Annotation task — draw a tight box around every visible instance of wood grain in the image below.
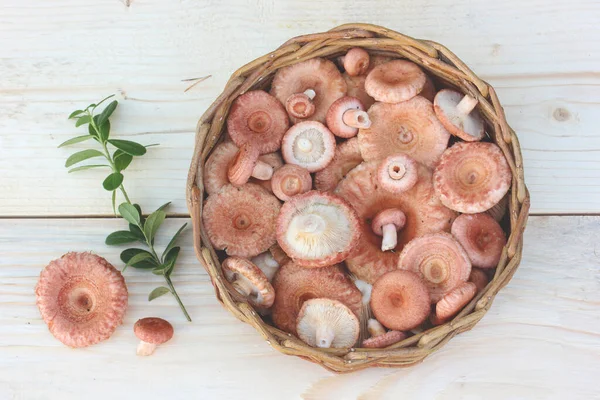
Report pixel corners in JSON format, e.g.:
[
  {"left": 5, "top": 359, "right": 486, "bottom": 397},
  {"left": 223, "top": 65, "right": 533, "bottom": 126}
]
[
  {"left": 1, "top": 0, "right": 599, "bottom": 216},
  {"left": 0, "top": 216, "right": 598, "bottom": 399}
]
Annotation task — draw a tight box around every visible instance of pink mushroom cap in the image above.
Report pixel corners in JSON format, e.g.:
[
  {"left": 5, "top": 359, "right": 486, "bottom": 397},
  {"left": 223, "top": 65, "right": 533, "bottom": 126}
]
[
  {"left": 343, "top": 47, "right": 370, "bottom": 76},
  {"left": 435, "top": 282, "right": 478, "bottom": 322},
  {"left": 281, "top": 121, "right": 336, "bottom": 173},
  {"left": 377, "top": 154, "right": 419, "bottom": 194},
  {"left": 362, "top": 330, "right": 407, "bottom": 348},
  {"left": 451, "top": 213, "right": 507, "bottom": 269},
  {"left": 365, "top": 60, "right": 426, "bottom": 103},
  {"left": 270, "top": 164, "right": 313, "bottom": 201},
  {"left": 326, "top": 96, "right": 370, "bottom": 138}
]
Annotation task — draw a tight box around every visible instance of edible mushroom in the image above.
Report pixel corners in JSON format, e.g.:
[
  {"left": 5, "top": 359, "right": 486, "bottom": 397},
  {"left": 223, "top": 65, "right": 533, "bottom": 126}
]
[
  {"left": 469, "top": 268, "right": 490, "bottom": 293},
  {"left": 434, "top": 89, "right": 484, "bottom": 142},
  {"left": 419, "top": 75, "right": 436, "bottom": 102},
  {"left": 281, "top": 121, "right": 336, "bottom": 172},
  {"left": 435, "top": 282, "right": 478, "bottom": 322},
  {"left": 227, "top": 144, "right": 274, "bottom": 186},
  {"left": 285, "top": 91, "right": 316, "bottom": 119},
  {"left": 362, "top": 319, "right": 407, "bottom": 348},
  {"left": 344, "top": 55, "right": 392, "bottom": 110},
  {"left": 222, "top": 257, "right": 275, "bottom": 308},
  {"left": 343, "top": 47, "right": 370, "bottom": 76},
  {"left": 270, "top": 164, "right": 312, "bottom": 201},
  {"left": 250, "top": 251, "right": 281, "bottom": 282},
  {"left": 326, "top": 96, "right": 371, "bottom": 138},
  {"left": 371, "top": 208, "right": 407, "bottom": 252},
  {"left": 314, "top": 137, "right": 363, "bottom": 191},
  {"left": 365, "top": 60, "right": 426, "bottom": 103},
  {"left": 296, "top": 298, "right": 360, "bottom": 348},
  {"left": 134, "top": 317, "right": 174, "bottom": 356},
  {"left": 451, "top": 213, "right": 507, "bottom": 269},
  {"left": 377, "top": 154, "right": 418, "bottom": 194}
]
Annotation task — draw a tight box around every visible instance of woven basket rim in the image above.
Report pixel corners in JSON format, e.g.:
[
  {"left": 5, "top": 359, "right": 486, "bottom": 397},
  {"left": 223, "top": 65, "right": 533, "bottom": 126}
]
[{"left": 186, "top": 23, "right": 530, "bottom": 373}]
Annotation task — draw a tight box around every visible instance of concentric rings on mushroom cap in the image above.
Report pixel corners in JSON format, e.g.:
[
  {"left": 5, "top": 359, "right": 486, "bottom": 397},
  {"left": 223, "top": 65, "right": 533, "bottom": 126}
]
[
  {"left": 203, "top": 183, "right": 281, "bottom": 258},
  {"left": 334, "top": 160, "right": 457, "bottom": 284},
  {"left": 433, "top": 142, "right": 512, "bottom": 213},
  {"left": 35, "top": 252, "right": 128, "bottom": 348},
  {"left": 358, "top": 96, "right": 450, "bottom": 168},
  {"left": 343, "top": 55, "right": 392, "bottom": 110}
]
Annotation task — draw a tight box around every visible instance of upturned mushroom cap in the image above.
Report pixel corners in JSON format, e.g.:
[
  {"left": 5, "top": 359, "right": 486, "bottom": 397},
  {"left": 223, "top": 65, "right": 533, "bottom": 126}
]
[
  {"left": 370, "top": 270, "right": 431, "bottom": 331},
  {"left": 270, "top": 164, "right": 312, "bottom": 201},
  {"left": 398, "top": 232, "right": 472, "bottom": 303},
  {"left": 358, "top": 96, "right": 450, "bottom": 168},
  {"left": 362, "top": 330, "right": 407, "bottom": 348},
  {"left": 276, "top": 191, "right": 361, "bottom": 268},
  {"left": 271, "top": 58, "right": 347, "bottom": 124},
  {"left": 35, "top": 252, "right": 128, "bottom": 348},
  {"left": 435, "top": 282, "right": 478, "bottom": 321},
  {"left": 222, "top": 257, "right": 275, "bottom": 308},
  {"left": 134, "top": 317, "right": 174, "bottom": 345},
  {"left": 335, "top": 160, "right": 457, "bottom": 283},
  {"left": 469, "top": 268, "right": 489, "bottom": 293},
  {"left": 343, "top": 47, "right": 370, "bottom": 76},
  {"left": 434, "top": 89, "right": 484, "bottom": 142},
  {"left": 326, "top": 96, "right": 370, "bottom": 138},
  {"left": 451, "top": 213, "right": 507, "bottom": 269},
  {"left": 296, "top": 298, "right": 360, "bottom": 348},
  {"left": 371, "top": 208, "right": 406, "bottom": 235},
  {"left": 227, "top": 90, "right": 290, "bottom": 154},
  {"left": 433, "top": 142, "right": 512, "bottom": 213},
  {"left": 419, "top": 75, "right": 436, "bottom": 102},
  {"left": 281, "top": 121, "right": 336, "bottom": 172},
  {"left": 344, "top": 55, "right": 392, "bottom": 110},
  {"left": 271, "top": 262, "right": 363, "bottom": 335},
  {"left": 250, "top": 251, "right": 280, "bottom": 282},
  {"left": 365, "top": 60, "right": 426, "bottom": 103},
  {"left": 203, "top": 183, "right": 281, "bottom": 257},
  {"left": 227, "top": 144, "right": 274, "bottom": 186},
  {"left": 285, "top": 93, "right": 316, "bottom": 119},
  {"left": 314, "top": 137, "right": 363, "bottom": 192},
  {"left": 377, "top": 154, "right": 419, "bottom": 194}
]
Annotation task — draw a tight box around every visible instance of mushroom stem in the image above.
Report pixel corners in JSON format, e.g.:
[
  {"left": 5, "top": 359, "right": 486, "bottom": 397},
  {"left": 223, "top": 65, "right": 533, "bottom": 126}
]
[
  {"left": 381, "top": 224, "right": 399, "bottom": 251},
  {"left": 315, "top": 324, "right": 335, "bottom": 348},
  {"left": 367, "top": 319, "right": 386, "bottom": 338},
  {"left": 456, "top": 95, "right": 478, "bottom": 115},
  {"left": 303, "top": 89, "right": 316, "bottom": 100},
  {"left": 137, "top": 340, "right": 158, "bottom": 356},
  {"left": 342, "top": 109, "right": 371, "bottom": 129},
  {"left": 251, "top": 160, "right": 274, "bottom": 180},
  {"left": 232, "top": 278, "right": 254, "bottom": 297},
  {"left": 297, "top": 137, "right": 313, "bottom": 153}
]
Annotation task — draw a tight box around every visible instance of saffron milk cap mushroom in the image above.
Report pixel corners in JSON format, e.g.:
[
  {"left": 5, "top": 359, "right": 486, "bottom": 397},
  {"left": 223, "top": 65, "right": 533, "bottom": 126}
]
[
  {"left": 314, "top": 137, "right": 363, "bottom": 191},
  {"left": 250, "top": 251, "right": 281, "bottom": 282},
  {"left": 227, "top": 144, "right": 274, "bottom": 186},
  {"left": 362, "top": 318, "right": 407, "bottom": 348},
  {"left": 134, "top": 317, "right": 174, "bottom": 356},
  {"left": 365, "top": 60, "right": 426, "bottom": 103},
  {"left": 281, "top": 121, "right": 336, "bottom": 172},
  {"left": 344, "top": 55, "right": 392, "bottom": 110},
  {"left": 326, "top": 96, "right": 371, "bottom": 138},
  {"left": 435, "top": 282, "right": 478, "bottom": 322},
  {"left": 222, "top": 257, "right": 275, "bottom": 308},
  {"left": 434, "top": 89, "right": 484, "bottom": 142},
  {"left": 270, "top": 164, "right": 312, "bottom": 201},
  {"left": 285, "top": 92, "right": 316, "bottom": 119},
  {"left": 343, "top": 47, "right": 370, "bottom": 76},
  {"left": 296, "top": 298, "right": 360, "bottom": 348},
  {"left": 371, "top": 208, "right": 406, "bottom": 252},
  {"left": 377, "top": 154, "right": 418, "bottom": 194},
  {"left": 451, "top": 213, "right": 507, "bottom": 269}
]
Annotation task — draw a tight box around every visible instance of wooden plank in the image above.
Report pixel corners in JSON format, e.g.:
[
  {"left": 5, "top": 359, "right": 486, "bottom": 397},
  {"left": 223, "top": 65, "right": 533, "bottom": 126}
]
[{"left": 0, "top": 216, "right": 598, "bottom": 399}]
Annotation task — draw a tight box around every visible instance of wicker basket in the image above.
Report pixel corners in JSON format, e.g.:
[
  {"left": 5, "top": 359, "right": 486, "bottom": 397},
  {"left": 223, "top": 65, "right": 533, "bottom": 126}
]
[{"left": 186, "top": 23, "right": 530, "bottom": 373}]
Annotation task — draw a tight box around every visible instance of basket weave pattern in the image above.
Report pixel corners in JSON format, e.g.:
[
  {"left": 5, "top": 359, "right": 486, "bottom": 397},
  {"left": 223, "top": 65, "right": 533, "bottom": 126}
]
[{"left": 186, "top": 23, "right": 530, "bottom": 373}]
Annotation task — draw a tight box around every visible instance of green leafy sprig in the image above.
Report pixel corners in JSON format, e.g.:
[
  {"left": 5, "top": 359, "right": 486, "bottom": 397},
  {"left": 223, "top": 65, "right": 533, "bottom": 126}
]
[{"left": 60, "top": 95, "right": 191, "bottom": 321}]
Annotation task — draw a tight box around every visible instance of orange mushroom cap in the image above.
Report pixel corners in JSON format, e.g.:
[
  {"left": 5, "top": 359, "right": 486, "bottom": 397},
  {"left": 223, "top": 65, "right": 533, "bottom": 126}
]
[
  {"left": 398, "top": 232, "right": 472, "bottom": 303},
  {"left": 362, "top": 330, "right": 407, "bottom": 348},
  {"left": 35, "top": 252, "right": 128, "bottom": 348},
  {"left": 344, "top": 55, "right": 392, "bottom": 110},
  {"left": 285, "top": 93, "right": 316, "bottom": 119},
  {"left": 435, "top": 282, "right": 478, "bottom": 322},
  {"left": 434, "top": 89, "right": 484, "bottom": 142},
  {"left": 203, "top": 183, "right": 281, "bottom": 257},
  {"left": 227, "top": 144, "right": 274, "bottom": 186},
  {"left": 433, "top": 142, "right": 512, "bottom": 213},
  {"left": 271, "top": 58, "right": 347, "bottom": 124},
  {"left": 134, "top": 317, "right": 173, "bottom": 345},
  {"left": 377, "top": 154, "right": 419, "bottom": 194},
  {"left": 270, "top": 164, "right": 312, "bottom": 201},
  {"left": 343, "top": 47, "right": 370, "bottom": 76},
  {"left": 227, "top": 90, "right": 289, "bottom": 154},
  {"left": 222, "top": 257, "right": 275, "bottom": 308},
  {"left": 370, "top": 270, "right": 431, "bottom": 331},
  {"left": 469, "top": 268, "right": 490, "bottom": 293},
  {"left": 314, "top": 137, "right": 363, "bottom": 192},
  {"left": 281, "top": 121, "right": 336, "bottom": 173},
  {"left": 357, "top": 96, "right": 450, "bottom": 168},
  {"left": 451, "top": 213, "right": 507, "bottom": 269},
  {"left": 365, "top": 60, "right": 426, "bottom": 103},
  {"left": 326, "top": 96, "right": 370, "bottom": 138}
]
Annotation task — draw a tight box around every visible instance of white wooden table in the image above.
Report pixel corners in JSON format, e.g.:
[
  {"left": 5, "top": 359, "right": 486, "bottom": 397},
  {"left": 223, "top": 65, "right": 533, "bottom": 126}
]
[{"left": 1, "top": 1, "right": 599, "bottom": 399}]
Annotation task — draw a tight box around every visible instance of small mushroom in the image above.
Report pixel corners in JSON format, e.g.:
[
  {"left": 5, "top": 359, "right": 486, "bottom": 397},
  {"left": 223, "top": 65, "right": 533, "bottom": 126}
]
[
  {"left": 398, "top": 232, "right": 472, "bottom": 303},
  {"left": 377, "top": 154, "right": 418, "bottom": 194},
  {"left": 270, "top": 164, "right": 312, "bottom": 201},
  {"left": 227, "top": 144, "right": 274, "bottom": 186},
  {"left": 250, "top": 251, "right": 280, "bottom": 282},
  {"left": 285, "top": 91, "right": 316, "bottom": 119},
  {"left": 296, "top": 298, "right": 360, "bottom": 348},
  {"left": 281, "top": 121, "right": 336, "bottom": 172},
  {"left": 370, "top": 270, "right": 431, "bottom": 331},
  {"left": 435, "top": 282, "right": 478, "bottom": 322},
  {"left": 343, "top": 47, "right": 370, "bottom": 76},
  {"left": 357, "top": 96, "right": 450, "bottom": 168},
  {"left": 434, "top": 89, "right": 484, "bottom": 142},
  {"left": 419, "top": 75, "right": 436, "bottom": 102},
  {"left": 433, "top": 142, "right": 512, "bottom": 213},
  {"left": 469, "top": 268, "right": 489, "bottom": 293},
  {"left": 271, "top": 262, "right": 363, "bottom": 335},
  {"left": 276, "top": 191, "right": 361, "bottom": 268},
  {"left": 271, "top": 58, "right": 347, "bottom": 123},
  {"left": 134, "top": 317, "right": 174, "bottom": 356},
  {"left": 371, "top": 208, "right": 406, "bottom": 252},
  {"left": 222, "top": 257, "right": 275, "bottom": 308},
  {"left": 326, "top": 96, "right": 371, "bottom": 138},
  {"left": 203, "top": 183, "right": 281, "bottom": 258},
  {"left": 362, "top": 319, "right": 407, "bottom": 348},
  {"left": 451, "top": 213, "right": 507, "bottom": 269},
  {"left": 314, "top": 137, "right": 363, "bottom": 191},
  {"left": 227, "top": 90, "right": 289, "bottom": 154},
  {"left": 365, "top": 60, "right": 426, "bottom": 103},
  {"left": 35, "top": 252, "right": 128, "bottom": 348},
  {"left": 344, "top": 55, "right": 392, "bottom": 110}
]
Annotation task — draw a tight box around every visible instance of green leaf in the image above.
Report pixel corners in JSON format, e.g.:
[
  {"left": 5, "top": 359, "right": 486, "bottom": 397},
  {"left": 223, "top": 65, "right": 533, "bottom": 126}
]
[
  {"left": 58, "top": 135, "right": 92, "bottom": 148},
  {"left": 120, "top": 248, "right": 157, "bottom": 269},
  {"left": 98, "top": 119, "right": 110, "bottom": 142},
  {"left": 148, "top": 286, "right": 171, "bottom": 301},
  {"left": 114, "top": 149, "right": 133, "bottom": 172},
  {"left": 133, "top": 204, "right": 145, "bottom": 225},
  {"left": 143, "top": 210, "right": 166, "bottom": 243},
  {"left": 107, "top": 139, "right": 147, "bottom": 156},
  {"left": 68, "top": 164, "right": 109, "bottom": 173},
  {"left": 96, "top": 100, "right": 118, "bottom": 127},
  {"left": 126, "top": 252, "right": 154, "bottom": 267},
  {"left": 162, "top": 223, "right": 187, "bottom": 262},
  {"left": 105, "top": 230, "right": 140, "bottom": 245},
  {"left": 75, "top": 115, "right": 91, "bottom": 127},
  {"left": 88, "top": 123, "right": 99, "bottom": 139},
  {"left": 102, "top": 172, "right": 124, "bottom": 191},
  {"left": 111, "top": 190, "right": 117, "bottom": 215},
  {"left": 163, "top": 246, "right": 180, "bottom": 277},
  {"left": 129, "top": 223, "right": 146, "bottom": 241},
  {"left": 65, "top": 149, "right": 105, "bottom": 168},
  {"left": 68, "top": 110, "right": 84, "bottom": 119},
  {"left": 156, "top": 202, "right": 172, "bottom": 212},
  {"left": 118, "top": 203, "right": 140, "bottom": 225}
]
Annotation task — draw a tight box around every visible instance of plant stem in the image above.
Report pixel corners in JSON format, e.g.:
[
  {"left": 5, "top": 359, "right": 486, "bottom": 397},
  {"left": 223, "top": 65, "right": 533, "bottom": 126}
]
[{"left": 166, "top": 276, "right": 191, "bottom": 321}]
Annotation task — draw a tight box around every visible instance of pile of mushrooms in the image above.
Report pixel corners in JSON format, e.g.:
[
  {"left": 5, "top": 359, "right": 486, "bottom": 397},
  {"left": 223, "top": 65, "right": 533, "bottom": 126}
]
[{"left": 201, "top": 48, "right": 512, "bottom": 349}]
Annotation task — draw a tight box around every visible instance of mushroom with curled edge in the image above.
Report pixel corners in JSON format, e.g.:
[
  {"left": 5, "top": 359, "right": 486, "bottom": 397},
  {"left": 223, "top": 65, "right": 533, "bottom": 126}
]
[
  {"left": 134, "top": 317, "right": 174, "bottom": 356},
  {"left": 222, "top": 257, "right": 275, "bottom": 308},
  {"left": 35, "top": 252, "right": 128, "bottom": 348},
  {"left": 362, "top": 318, "right": 407, "bottom": 348},
  {"left": 276, "top": 191, "right": 361, "bottom": 268},
  {"left": 433, "top": 142, "right": 512, "bottom": 213},
  {"left": 270, "top": 164, "right": 312, "bottom": 202},
  {"left": 398, "top": 232, "right": 471, "bottom": 303},
  {"left": 281, "top": 121, "right": 336, "bottom": 173},
  {"left": 433, "top": 282, "right": 478, "bottom": 324},
  {"left": 451, "top": 213, "right": 507, "bottom": 269},
  {"left": 285, "top": 91, "right": 316, "bottom": 119},
  {"left": 343, "top": 47, "right": 370, "bottom": 77},
  {"left": 314, "top": 137, "right": 363, "bottom": 192},
  {"left": 365, "top": 60, "right": 426, "bottom": 103},
  {"left": 250, "top": 251, "right": 280, "bottom": 282},
  {"left": 434, "top": 89, "right": 484, "bottom": 142},
  {"left": 227, "top": 143, "right": 275, "bottom": 186},
  {"left": 344, "top": 55, "right": 392, "bottom": 110},
  {"left": 377, "top": 154, "right": 418, "bottom": 194},
  {"left": 271, "top": 58, "right": 347, "bottom": 124},
  {"left": 370, "top": 270, "right": 431, "bottom": 331},
  {"left": 296, "top": 298, "right": 360, "bottom": 348},
  {"left": 371, "top": 208, "right": 406, "bottom": 252},
  {"left": 203, "top": 183, "right": 281, "bottom": 258},
  {"left": 326, "top": 96, "right": 371, "bottom": 139},
  {"left": 226, "top": 90, "right": 289, "bottom": 154}
]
